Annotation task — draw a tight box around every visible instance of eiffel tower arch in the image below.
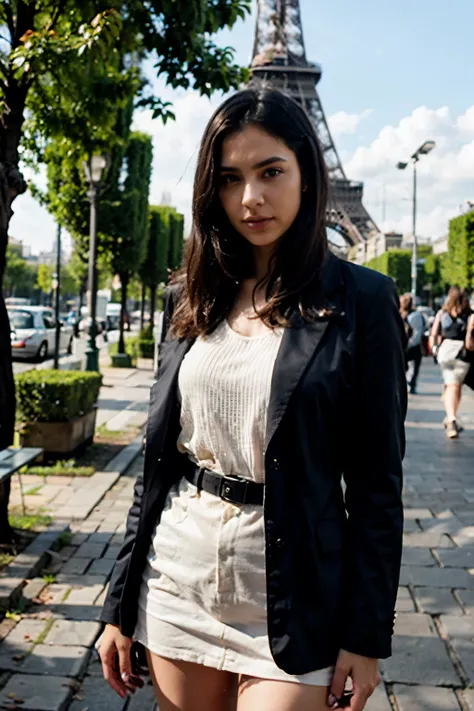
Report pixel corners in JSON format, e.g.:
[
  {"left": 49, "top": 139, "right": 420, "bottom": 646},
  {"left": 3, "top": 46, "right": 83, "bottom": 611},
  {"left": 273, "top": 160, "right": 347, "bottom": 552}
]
[{"left": 249, "top": 0, "right": 379, "bottom": 253}]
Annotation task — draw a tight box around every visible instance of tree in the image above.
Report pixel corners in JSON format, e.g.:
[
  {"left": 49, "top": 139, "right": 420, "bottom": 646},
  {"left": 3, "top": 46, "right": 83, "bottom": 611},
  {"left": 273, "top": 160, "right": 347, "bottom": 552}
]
[
  {"left": 0, "top": 0, "right": 249, "bottom": 542},
  {"left": 168, "top": 209, "right": 185, "bottom": 272},
  {"left": 36, "top": 263, "right": 53, "bottom": 296},
  {"left": 365, "top": 250, "right": 412, "bottom": 295},
  {"left": 2, "top": 245, "right": 34, "bottom": 297},
  {"left": 140, "top": 205, "right": 171, "bottom": 328},
  {"left": 107, "top": 131, "right": 153, "bottom": 356},
  {"left": 442, "top": 211, "right": 474, "bottom": 290}
]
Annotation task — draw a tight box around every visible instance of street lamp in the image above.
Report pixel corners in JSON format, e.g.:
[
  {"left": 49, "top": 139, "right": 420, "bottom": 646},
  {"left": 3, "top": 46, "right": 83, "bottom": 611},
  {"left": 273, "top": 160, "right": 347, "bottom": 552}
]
[
  {"left": 397, "top": 140, "right": 436, "bottom": 299},
  {"left": 83, "top": 155, "right": 108, "bottom": 372}
]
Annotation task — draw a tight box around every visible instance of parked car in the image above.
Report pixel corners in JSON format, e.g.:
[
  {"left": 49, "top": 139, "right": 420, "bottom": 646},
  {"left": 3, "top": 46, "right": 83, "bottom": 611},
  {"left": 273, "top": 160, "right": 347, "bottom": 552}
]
[{"left": 8, "top": 306, "right": 74, "bottom": 361}]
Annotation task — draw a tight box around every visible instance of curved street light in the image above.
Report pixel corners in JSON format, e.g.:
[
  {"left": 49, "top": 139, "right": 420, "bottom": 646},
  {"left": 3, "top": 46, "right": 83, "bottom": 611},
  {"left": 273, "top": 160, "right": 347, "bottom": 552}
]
[{"left": 397, "top": 141, "right": 436, "bottom": 299}]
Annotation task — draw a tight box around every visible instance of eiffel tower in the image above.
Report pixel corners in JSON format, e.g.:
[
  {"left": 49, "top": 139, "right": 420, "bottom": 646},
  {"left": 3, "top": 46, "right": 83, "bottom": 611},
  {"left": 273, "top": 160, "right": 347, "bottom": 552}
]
[{"left": 250, "top": 0, "right": 379, "bottom": 250}]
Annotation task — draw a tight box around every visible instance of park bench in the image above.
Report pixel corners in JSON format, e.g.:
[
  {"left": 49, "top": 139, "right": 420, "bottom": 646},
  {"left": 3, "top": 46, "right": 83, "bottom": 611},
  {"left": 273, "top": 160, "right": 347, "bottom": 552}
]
[{"left": 0, "top": 447, "right": 44, "bottom": 514}]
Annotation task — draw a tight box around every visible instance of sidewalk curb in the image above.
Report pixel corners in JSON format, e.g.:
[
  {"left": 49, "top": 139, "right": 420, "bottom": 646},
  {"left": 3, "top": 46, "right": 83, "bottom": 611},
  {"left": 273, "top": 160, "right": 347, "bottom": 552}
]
[
  {"left": 52, "top": 433, "right": 143, "bottom": 522},
  {"left": 0, "top": 521, "right": 70, "bottom": 612},
  {"left": 0, "top": 433, "right": 143, "bottom": 615}
]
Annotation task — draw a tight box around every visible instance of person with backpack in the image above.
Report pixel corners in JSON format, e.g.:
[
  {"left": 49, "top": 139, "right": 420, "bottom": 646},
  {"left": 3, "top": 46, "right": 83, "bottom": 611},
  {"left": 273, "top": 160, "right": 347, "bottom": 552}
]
[{"left": 429, "top": 287, "right": 474, "bottom": 439}]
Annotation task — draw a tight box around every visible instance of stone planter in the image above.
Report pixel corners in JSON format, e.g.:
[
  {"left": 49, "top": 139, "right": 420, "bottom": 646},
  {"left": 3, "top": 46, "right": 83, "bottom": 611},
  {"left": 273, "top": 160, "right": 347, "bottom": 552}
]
[
  {"left": 19, "top": 407, "right": 97, "bottom": 457},
  {"left": 111, "top": 353, "right": 132, "bottom": 368}
]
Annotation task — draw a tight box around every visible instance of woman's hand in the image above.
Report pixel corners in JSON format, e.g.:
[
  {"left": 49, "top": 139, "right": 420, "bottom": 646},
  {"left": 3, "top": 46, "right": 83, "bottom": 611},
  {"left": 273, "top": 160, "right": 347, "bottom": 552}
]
[
  {"left": 328, "top": 649, "right": 381, "bottom": 710},
  {"left": 97, "top": 624, "right": 144, "bottom": 699}
]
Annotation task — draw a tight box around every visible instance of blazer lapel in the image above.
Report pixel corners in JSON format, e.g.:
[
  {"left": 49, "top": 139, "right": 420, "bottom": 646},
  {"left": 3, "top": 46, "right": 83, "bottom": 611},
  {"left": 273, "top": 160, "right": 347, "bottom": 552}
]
[
  {"left": 265, "top": 252, "right": 344, "bottom": 451},
  {"left": 265, "top": 315, "right": 330, "bottom": 450},
  {"left": 144, "top": 337, "right": 194, "bottom": 473}
]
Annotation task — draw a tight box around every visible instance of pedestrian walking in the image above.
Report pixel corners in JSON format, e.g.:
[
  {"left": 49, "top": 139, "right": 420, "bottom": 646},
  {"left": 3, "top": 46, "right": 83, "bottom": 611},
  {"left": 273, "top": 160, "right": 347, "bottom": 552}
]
[
  {"left": 399, "top": 294, "right": 425, "bottom": 394},
  {"left": 97, "top": 87, "right": 407, "bottom": 711},
  {"left": 429, "top": 286, "right": 474, "bottom": 439}
]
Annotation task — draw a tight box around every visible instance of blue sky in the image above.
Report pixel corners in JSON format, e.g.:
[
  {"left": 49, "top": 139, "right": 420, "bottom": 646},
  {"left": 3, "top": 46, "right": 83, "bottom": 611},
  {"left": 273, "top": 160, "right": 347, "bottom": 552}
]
[{"left": 11, "top": 0, "right": 474, "bottom": 254}]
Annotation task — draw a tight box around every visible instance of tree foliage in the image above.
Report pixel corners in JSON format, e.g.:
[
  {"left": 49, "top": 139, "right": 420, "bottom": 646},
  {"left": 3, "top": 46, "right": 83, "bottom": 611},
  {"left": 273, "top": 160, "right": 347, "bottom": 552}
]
[
  {"left": 442, "top": 211, "right": 474, "bottom": 290},
  {"left": 2, "top": 245, "right": 35, "bottom": 297},
  {"left": 365, "top": 250, "right": 412, "bottom": 295}
]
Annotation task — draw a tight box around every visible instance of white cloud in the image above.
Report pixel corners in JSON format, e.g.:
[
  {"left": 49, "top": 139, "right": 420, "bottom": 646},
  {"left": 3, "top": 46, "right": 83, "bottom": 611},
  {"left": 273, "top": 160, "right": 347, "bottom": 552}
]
[
  {"left": 344, "top": 104, "right": 474, "bottom": 238},
  {"left": 457, "top": 106, "right": 474, "bottom": 134},
  {"left": 327, "top": 109, "right": 373, "bottom": 137},
  {"left": 10, "top": 92, "right": 474, "bottom": 255},
  {"left": 132, "top": 91, "right": 224, "bottom": 231}
]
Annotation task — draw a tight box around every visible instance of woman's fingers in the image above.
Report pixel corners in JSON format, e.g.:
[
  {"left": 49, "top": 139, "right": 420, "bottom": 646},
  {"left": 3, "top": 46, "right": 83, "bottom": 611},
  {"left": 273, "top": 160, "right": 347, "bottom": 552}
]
[
  {"left": 100, "top": 646, "right": 128, "bottom": 699},
  {"left": 329, "top": 661, "right": 350, "bottom": 708}
]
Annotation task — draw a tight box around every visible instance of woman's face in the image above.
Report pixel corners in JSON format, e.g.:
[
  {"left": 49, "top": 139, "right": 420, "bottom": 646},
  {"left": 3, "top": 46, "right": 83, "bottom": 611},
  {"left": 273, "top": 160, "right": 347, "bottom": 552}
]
[{"left": 218, "top": 124, "right": 302, "bottom": 250}]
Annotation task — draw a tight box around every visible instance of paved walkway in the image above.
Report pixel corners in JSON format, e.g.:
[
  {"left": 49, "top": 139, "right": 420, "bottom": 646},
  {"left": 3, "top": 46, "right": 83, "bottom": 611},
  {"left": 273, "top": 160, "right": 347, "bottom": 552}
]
[{"left": 1, "top": 360, "right": 474, "bottom": 709}]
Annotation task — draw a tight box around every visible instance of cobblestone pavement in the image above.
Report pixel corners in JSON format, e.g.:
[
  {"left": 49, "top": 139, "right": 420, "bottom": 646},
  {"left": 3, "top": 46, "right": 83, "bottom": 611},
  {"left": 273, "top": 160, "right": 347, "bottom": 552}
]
[{"left": 1, "top": 360, "right": 474, "bottom": 710}]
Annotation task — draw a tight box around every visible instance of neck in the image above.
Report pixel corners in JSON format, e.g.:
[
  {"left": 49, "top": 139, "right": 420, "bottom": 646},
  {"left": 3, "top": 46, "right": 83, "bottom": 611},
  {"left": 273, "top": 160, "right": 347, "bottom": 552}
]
[{"left": 253, "top": 244, "right": 274, "bottom": 282}]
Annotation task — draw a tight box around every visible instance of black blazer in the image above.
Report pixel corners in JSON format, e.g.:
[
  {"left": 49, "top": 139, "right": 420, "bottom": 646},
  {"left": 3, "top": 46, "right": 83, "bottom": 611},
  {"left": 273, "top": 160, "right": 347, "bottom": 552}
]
[{"left": 100, "top": 254, "right": 407, "bottom": 675}]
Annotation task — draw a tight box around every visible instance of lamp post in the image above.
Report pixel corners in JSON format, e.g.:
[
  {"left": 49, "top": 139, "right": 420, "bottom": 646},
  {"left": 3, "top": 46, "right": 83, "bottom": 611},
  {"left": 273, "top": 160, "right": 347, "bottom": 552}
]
[
  {"left": 53, "top": 223, "right": 62, "bottom": 369},
  {"left": 83, "top": 155, "right": 107, "bottom": 372},
  {"left": 397, "top": 140, "right": 436, "bottom": 300}
]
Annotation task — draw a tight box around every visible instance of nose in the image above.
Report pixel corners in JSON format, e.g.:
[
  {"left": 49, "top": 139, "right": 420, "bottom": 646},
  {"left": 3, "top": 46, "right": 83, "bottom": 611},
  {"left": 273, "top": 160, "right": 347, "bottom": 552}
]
[{"left": 242, "top": 180, "right": 264, "bottom": 209}]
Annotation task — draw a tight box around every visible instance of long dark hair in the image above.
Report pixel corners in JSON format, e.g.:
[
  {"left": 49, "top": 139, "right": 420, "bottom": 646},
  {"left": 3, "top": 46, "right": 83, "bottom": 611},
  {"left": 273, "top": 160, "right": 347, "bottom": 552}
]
[
  {"left": 171, "top": 86, "right": 329, "bottom": 339},
  {"left": 443, "top": 286, "right": 470, "bottom": 318}
]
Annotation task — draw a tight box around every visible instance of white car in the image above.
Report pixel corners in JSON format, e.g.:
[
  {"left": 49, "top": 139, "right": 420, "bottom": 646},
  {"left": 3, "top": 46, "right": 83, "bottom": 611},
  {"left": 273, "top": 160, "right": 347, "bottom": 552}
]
[{"left": 8, "top": 306, "right": 74, "bottom": 361}]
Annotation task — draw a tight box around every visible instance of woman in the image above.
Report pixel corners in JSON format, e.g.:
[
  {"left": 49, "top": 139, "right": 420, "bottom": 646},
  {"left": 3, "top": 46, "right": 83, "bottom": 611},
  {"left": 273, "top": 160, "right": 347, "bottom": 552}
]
[
  {"left": 98, "top": 88, "right": 407, "bottom": 711},
  {"left": 430, "top": 287, "right": 474, "bottom": 439}
]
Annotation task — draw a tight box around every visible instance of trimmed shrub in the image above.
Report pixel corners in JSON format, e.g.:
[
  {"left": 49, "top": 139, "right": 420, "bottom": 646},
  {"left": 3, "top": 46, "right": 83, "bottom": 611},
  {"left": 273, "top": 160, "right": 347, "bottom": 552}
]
[
  {"left": 15, "top": 370, "right": 102, "bottom": 423},
  {"left": 443, "top": 211, "right": 474, "bottom": 289},
  {"left": 109, "top": 335, "right": 139, "bottom": 365},
  {"left": 138, "top": 339, "right": 155, "bottom": 358}
]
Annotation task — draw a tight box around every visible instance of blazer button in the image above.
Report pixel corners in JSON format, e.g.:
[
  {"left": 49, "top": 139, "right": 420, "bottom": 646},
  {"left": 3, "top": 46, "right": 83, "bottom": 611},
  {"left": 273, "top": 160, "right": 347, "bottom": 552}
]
[{"left": 275, "top": 538, "right": 284, "bottom": 549}]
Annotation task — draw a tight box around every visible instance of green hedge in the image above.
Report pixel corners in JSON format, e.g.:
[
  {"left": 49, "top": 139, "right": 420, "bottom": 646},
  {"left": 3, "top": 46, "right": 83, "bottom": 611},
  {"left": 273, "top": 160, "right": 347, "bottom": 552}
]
[
  {"left": 138, "top": 339, "right": 155, "bottom": 358},
  {"left": 109, "top": 336, "right": 139, "bottom": 365},
  {"left": 15, "top": 370, "right": 102, "bottom": 423},
  {"left": 365, "top": 250, "right": 412, "bottom": 294},
  {"left": 442, "top": 211, "right": 474, "bottom": 289}
]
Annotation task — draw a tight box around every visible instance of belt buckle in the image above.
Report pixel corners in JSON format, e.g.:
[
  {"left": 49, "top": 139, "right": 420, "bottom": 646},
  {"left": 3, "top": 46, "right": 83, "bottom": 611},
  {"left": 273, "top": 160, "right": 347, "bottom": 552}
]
[{"left": 220, "top": 475, "right": 245, "bottom": 505}]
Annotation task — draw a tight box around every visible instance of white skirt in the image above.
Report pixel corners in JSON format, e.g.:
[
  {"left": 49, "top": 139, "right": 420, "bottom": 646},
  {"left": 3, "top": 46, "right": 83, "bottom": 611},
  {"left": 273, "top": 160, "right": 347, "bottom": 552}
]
[
  {"left": 134, "top": 477, "right": 334, "bottom": 686},
  {"left": 438, "top": 339, "right": 470, "bottom": 385}
]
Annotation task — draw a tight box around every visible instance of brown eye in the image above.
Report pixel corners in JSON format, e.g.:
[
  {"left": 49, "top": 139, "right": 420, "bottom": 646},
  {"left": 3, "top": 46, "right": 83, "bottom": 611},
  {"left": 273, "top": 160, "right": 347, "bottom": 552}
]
[
  {"left": 264, "top": 168, "right": 282, "bottom": 179},
  {"left": 220, "top": 174, "right": 240, "bottom": 185}
]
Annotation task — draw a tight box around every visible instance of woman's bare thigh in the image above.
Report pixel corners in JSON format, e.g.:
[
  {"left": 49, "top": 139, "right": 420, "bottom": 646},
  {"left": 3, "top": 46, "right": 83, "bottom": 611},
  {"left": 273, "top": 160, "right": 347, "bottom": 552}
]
[
  {"left": 237, "top": 676, "right": 332, "bottom": 711},
  {"left": 146, "top": 650, "right": 238, "bottom": 711}
]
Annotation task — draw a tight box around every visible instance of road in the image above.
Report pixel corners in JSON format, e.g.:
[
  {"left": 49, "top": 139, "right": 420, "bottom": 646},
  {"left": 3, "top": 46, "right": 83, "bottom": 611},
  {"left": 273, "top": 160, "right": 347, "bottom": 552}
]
[
  {"left": 12, "top": 330, "right": 120, "bottom": 374},
  {"left": 12, "top": 316, "right": 163, "bottom": 375}
]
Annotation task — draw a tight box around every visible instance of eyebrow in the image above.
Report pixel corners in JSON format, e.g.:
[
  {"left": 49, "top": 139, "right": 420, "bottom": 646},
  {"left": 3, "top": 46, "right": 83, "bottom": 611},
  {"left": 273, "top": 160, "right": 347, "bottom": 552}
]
[{"left": 220, "top": 156, "right": 288, "bottom": 172}]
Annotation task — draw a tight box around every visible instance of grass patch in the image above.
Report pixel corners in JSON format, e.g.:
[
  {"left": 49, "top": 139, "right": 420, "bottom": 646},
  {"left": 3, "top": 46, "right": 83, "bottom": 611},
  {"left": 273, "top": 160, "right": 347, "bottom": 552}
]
[
  {"left": 34, "top": 617, "right": 55, "bottom": 645},
  {"left": 95, "top": 423, "right": 140, "bottom": 444},
  {"left": 9, "top": 509, "right": 53, "bottom": 532},
  {"left": 26, "top": 459, "right": 95, "bottom": 477},
  {"left": 57, "top": 531, "right": 72, "bottom": 548},
  {"left": 42, "top": 573, "right": 56, "bottom": 585},
  {"left": 0, "top": 553, "right": 14, "bottom": 569},
  {"left": 25, "top": 485, "right": 42, "bottom": 496}
]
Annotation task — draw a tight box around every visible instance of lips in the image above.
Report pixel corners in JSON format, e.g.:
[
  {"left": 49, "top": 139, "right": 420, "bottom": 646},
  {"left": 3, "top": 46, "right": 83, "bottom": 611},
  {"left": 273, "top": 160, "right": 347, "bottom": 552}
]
[{"left": 243, "top": 217, "right": 274, "bottom": 230}]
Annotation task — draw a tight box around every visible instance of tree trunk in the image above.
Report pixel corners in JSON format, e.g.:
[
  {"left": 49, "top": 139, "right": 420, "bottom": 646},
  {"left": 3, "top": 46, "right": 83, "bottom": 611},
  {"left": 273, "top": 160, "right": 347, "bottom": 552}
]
[
  {"left": 140, "top": 283, "right": 146, "bottom": 332},
  {"left": 118, "top": 274, "right": 128, "bottom": 355},
  {"left": 149, "top": 283, "right": 157, "bottom": 328},
  {"left": 0, "top": 294, "right": 16, "bottom": 544}
]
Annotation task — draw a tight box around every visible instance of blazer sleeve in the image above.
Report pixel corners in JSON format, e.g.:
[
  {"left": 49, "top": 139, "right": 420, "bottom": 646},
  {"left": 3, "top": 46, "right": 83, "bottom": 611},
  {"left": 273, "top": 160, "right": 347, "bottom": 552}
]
[
  {"left": 100, "top": 286, "right": 179, "bottom": 629},
  {"left": 341, "top": 278, "right": 407, "bottom": 659}
]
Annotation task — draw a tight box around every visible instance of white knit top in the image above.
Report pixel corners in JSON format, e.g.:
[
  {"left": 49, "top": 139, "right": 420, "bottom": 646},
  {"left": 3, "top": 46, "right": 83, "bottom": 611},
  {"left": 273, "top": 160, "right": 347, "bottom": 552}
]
[{"left": 176, "top": 319, "right": 284, "bottom": 481}]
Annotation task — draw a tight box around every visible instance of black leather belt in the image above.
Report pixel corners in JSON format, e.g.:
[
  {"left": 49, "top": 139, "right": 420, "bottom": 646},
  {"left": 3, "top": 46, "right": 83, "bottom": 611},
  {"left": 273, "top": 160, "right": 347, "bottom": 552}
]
[{"left": 185, "top": 466, "right": 264, "bottom": 506}]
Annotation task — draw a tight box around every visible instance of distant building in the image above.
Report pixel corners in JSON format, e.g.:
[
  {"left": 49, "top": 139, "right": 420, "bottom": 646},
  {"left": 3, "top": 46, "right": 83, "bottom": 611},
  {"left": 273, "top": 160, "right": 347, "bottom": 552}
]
[
  {"left": 432, "top": 234, "right": 448, "bottom": 255},
  {"left": 351, "top": 232, "right": 403, "bottom": 265},
  {"left": 8, "top": 236, "right": 31, "bottom": 258}
]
